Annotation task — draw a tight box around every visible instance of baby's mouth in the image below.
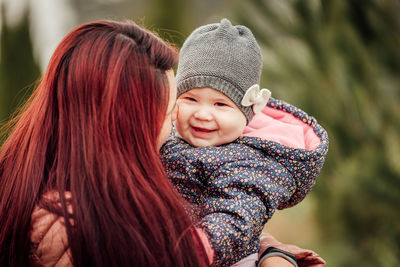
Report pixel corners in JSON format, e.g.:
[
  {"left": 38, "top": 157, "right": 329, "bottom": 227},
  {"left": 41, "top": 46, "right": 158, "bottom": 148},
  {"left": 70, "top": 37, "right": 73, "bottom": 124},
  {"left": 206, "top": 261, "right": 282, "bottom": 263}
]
[{"left": 192, "top": 126, "right": 214, "bottom": 133}]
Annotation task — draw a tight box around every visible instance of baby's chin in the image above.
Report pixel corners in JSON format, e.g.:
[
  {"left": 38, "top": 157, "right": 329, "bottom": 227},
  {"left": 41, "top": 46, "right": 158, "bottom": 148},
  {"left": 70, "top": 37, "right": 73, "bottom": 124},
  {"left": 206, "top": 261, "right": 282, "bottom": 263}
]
[
  {"left": 177, "top": 129, "right": 239, "bottom": 147},
  {"left": 176, "top": 130, "right": 216, "bottom": 147},
  {"left": 187, "top": 139, "right": 216, "bottom": 148}
]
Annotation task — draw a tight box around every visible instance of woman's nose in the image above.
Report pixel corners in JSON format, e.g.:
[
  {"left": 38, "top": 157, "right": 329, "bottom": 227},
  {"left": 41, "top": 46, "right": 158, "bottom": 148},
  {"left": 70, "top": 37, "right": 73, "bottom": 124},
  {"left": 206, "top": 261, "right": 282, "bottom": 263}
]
[{"left": 193, "top": 106, "right": 213, "bottom": 121}]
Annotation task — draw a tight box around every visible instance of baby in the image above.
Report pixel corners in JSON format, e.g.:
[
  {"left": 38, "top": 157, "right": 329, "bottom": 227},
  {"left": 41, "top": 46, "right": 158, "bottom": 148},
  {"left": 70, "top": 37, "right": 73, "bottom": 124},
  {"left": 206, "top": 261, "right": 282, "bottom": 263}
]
[{"left": 161, "top": 19, "right": 329, "bottom": 266}]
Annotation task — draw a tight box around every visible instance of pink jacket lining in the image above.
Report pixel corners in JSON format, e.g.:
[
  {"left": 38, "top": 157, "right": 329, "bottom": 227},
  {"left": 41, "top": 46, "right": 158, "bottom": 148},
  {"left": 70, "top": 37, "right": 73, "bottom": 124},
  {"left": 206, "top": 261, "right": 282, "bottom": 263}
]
[{"left": 243, "top": 106, "right": 320, "bottom": 150}]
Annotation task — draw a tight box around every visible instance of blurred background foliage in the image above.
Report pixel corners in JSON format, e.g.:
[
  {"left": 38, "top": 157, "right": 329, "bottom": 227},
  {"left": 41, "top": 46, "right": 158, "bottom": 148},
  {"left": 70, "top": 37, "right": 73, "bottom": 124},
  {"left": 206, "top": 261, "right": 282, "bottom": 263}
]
[{"left": 0, "top": 0, "right": 399, "bottom": 266}]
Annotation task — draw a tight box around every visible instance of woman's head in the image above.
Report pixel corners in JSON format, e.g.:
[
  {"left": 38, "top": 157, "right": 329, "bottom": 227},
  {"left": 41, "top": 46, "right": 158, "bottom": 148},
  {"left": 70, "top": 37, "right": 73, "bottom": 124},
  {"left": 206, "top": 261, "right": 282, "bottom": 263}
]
[
  {"left": 0, "top": 20, "right": 205, "bottom": 267},
  {"left": 44, "top": 20, "right": 177, "bottom": 153}
]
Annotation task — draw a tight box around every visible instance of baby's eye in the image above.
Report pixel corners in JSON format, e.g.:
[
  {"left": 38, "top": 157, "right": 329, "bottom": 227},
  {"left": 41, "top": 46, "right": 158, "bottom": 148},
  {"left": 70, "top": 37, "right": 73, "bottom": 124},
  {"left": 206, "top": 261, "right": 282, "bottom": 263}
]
[
  {"left": 185, "top": 97, "right": 197, "bottom": 102},
  {"left": 215, "top": 102, "right": 228, "bottom": 107}
]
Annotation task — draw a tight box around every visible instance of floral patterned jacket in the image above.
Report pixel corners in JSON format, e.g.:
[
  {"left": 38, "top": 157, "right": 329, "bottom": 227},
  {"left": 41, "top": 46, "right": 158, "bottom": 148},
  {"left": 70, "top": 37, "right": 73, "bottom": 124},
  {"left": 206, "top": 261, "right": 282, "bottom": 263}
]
[{"left": 161, "top": 97, "right": 329, "bottom": 266}]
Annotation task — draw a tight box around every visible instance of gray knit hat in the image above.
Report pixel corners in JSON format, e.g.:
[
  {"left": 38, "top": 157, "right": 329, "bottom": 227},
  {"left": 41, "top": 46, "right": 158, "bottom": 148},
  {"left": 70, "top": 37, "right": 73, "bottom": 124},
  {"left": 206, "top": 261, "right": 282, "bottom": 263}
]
[{"left": 176, "top": 18, "right": 263, "bottom": 123}]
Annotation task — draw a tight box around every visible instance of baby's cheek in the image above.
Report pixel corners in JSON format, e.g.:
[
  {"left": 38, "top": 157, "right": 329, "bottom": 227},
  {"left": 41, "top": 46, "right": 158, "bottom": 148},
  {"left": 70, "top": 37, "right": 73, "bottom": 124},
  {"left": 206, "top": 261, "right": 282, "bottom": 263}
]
[
  {"left": 229, "top": 118, "right": 246, "bottom": 137},
  {"left": 175, "top": 104, "right": 187, "bottom": 123}
]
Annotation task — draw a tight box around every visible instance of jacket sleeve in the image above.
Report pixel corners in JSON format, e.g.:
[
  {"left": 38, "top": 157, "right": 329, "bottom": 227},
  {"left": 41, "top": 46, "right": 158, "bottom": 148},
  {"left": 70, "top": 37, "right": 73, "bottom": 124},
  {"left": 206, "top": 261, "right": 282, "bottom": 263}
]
[
  {"left": 161, "top": 139, "right": 207, "bottom": 220},
  {"left": 199, "top": 157, "right": 296, "bottom": 266},
  {"left": 29, "top": 193, "right": 73, "bottom": 267},
  {"left": 165, "top": 158, "right": 203, "bottom": 203}
]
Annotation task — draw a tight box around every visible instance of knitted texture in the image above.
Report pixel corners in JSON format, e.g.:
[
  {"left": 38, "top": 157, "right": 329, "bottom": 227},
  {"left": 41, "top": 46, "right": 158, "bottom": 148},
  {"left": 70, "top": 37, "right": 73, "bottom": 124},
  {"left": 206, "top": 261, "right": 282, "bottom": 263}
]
[{"left": 176, "top": 18, "right": 263, "bottom": 123}]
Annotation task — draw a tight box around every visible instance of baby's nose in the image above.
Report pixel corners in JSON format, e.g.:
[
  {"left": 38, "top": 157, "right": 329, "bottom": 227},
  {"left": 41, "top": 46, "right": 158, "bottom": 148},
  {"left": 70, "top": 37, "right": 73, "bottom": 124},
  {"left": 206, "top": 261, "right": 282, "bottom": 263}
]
[{"left": 194, "top": 107, "right": 213, "bottom": 121}]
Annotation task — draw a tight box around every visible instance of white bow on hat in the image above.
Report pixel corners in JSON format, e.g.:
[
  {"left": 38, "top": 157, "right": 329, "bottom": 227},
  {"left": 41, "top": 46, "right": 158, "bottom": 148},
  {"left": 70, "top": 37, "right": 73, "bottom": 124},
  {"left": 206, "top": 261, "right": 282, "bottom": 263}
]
[{"left": 241, "top": 84, "right": 271, "bottom": 114}]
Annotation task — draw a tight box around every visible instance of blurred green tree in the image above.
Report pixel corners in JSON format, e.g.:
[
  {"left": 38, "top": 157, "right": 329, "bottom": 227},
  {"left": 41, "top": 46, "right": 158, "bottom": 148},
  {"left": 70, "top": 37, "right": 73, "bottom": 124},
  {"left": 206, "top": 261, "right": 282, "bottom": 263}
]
[
  {"left": 234, "top": 0, "right": 400, "bottom": 266},
  {"left": 0, "top": 8, "right": 40, "bottom": 128},
  {"left": 143, "top": 0, "right": 189, "bottom": 47}
]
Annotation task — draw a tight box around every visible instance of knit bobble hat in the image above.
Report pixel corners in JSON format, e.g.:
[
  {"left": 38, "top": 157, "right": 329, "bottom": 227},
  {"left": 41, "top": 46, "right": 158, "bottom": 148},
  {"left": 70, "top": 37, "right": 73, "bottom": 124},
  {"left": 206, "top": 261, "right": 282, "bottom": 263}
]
[{"left": 176, "top": 18, "right": 263, "bottom": 123}]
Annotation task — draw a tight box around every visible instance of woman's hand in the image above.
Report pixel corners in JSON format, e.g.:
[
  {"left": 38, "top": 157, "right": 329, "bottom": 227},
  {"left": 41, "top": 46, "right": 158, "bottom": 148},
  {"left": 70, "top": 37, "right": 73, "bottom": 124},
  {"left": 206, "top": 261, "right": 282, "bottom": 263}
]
[{"left": 259, "top": 233, "right": 326, "bottom": 267}]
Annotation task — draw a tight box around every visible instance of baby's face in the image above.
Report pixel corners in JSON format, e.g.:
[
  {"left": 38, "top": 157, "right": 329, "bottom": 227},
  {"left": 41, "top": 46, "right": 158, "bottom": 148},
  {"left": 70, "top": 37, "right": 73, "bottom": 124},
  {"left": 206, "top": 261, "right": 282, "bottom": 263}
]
[{"left": 175, "top": 87, "right": 247, "bottom": 147}]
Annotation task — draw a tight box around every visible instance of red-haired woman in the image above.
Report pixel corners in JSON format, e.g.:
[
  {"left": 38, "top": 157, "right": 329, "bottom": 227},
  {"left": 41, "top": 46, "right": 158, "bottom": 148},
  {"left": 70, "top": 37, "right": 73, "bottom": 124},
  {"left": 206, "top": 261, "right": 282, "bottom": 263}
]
[{"left": 0, "top": 20, "right": 323, "bottom": 267}]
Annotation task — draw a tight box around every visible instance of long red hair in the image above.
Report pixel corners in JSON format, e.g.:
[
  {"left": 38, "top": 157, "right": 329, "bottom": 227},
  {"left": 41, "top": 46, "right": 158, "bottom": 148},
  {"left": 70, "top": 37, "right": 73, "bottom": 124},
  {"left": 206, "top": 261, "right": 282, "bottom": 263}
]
[{"left": 0, "top": 20, "right": 206, "bottom": 266}]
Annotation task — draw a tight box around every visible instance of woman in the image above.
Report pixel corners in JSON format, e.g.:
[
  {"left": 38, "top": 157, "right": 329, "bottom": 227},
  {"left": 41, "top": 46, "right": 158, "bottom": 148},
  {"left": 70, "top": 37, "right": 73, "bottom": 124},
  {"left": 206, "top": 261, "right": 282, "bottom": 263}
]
[{"left": 0, "top": 20, "right": 323, "bottom": 267}]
